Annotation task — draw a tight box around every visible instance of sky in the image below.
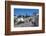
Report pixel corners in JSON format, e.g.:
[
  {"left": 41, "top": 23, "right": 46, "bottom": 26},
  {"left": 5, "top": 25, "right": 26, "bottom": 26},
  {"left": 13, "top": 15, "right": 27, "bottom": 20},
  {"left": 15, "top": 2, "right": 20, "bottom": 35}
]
[{"left": 14, "top": 8, "right": 39, "bottom": 16}]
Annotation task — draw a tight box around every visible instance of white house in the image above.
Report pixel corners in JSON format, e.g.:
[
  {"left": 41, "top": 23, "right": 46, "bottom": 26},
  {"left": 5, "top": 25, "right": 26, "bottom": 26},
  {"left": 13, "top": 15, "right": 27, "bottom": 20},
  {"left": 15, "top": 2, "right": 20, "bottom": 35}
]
[{"left": 16, "top": 17, "right": 24, "bottom": 23}]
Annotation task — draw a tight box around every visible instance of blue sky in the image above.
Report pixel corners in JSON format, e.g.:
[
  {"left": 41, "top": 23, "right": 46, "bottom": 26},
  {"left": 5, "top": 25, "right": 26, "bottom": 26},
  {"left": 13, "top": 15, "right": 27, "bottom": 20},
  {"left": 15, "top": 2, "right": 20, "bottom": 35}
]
[{"left": 14, "top": 8, "right": 39, "bottom": 16}]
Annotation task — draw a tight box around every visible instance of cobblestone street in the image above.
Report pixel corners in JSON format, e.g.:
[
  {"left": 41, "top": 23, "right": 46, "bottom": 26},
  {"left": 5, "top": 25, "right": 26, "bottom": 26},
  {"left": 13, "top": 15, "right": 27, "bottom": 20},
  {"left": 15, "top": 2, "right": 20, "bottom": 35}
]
[{"left": 14, "top": 22, "right": 35, "bottom": 27}]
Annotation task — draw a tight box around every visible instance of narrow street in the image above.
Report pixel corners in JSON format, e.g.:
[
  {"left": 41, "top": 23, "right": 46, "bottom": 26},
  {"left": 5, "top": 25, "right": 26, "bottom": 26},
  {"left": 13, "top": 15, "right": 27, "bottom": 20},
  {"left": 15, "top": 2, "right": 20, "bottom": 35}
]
[{"left": 14, "top": 22, "right": 34, "bottom": 27}]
